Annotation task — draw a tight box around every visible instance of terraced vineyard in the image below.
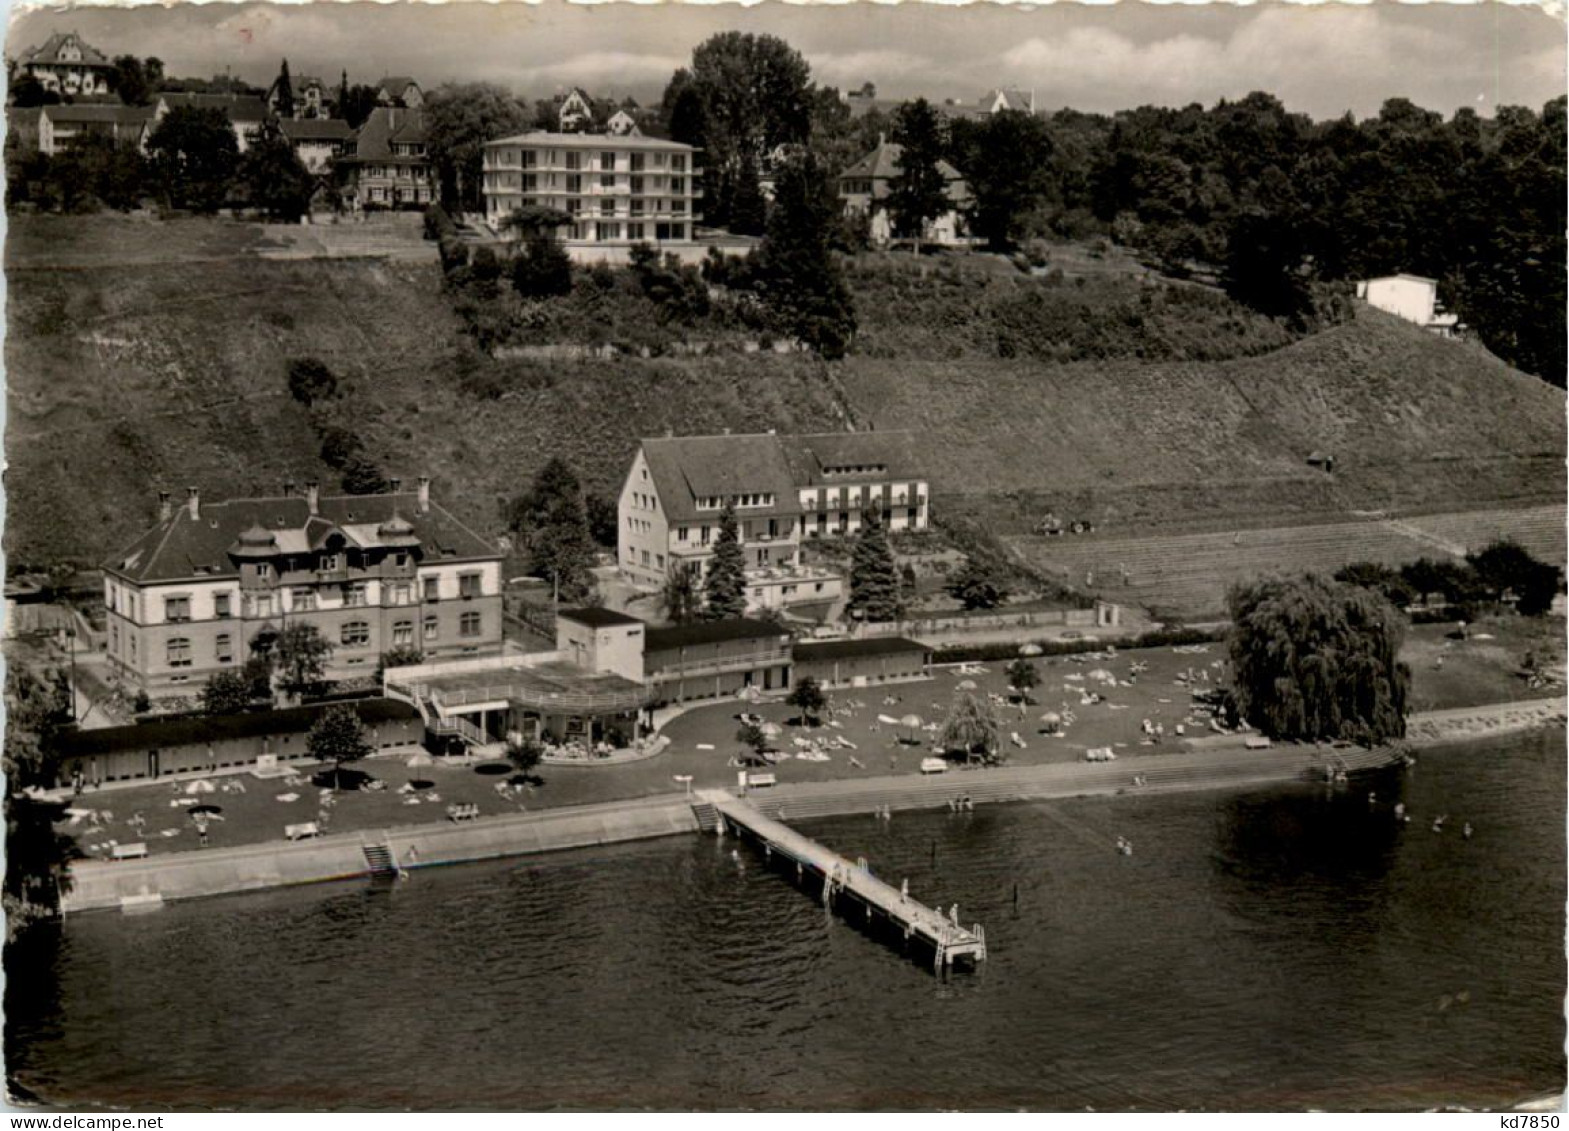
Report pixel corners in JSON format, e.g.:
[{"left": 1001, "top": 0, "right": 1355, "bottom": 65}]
[{"left": 1007, "top": 504, "right": 1568, "bottom": 621}]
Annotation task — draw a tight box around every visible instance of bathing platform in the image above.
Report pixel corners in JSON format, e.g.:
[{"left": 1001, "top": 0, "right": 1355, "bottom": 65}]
[{"left": 696, "top": 790, "right": 987, "bottom": 973}]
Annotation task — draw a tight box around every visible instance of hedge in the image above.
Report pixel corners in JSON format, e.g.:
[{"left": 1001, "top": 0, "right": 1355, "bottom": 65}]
[{"left": 931, "top": 624, "right": 1224, "bottom": 664}]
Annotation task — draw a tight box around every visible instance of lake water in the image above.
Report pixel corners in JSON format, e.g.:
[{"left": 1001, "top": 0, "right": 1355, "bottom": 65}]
[{"left": 7, "top": 729, "right": 1564, "bottom": 1111}]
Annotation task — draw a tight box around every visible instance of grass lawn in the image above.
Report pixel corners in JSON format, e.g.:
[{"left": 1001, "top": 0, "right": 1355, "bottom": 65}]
[{"left": 61, "top": 615, "right": 1561, "bottom": 862}]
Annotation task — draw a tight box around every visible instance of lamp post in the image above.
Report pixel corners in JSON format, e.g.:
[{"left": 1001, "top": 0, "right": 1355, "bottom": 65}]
[{"left": 66, "top": 626, "right": 78, "bottom": 723}]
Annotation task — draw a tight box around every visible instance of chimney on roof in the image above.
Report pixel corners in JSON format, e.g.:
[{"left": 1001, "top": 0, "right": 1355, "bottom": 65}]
[
  {"left": 158, "top": 490, "right": 172, "bottom": 522},
  {"left": 186, "top": 487, "right": 200, "bottom": 521},
  {"left": 722, "top": 427, "right": 731, "bottom": 436},
  {"left": 388, "top": 476, "right": 402, "bottom": 494},
  {"left": 417, "top": 476, "right": 431, "bottom": 515},
  {"left": 283, "top": 479, "right": 295, "bottom": 498},
  {"left": 306, "top": 480, "right": 320, "bottom": 514}
]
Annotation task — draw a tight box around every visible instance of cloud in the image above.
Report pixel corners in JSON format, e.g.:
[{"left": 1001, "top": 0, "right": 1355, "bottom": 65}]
[
  {"left": 998, "top": 6, "right": 1564, "bottom": 116},
  {"left": 809, "top": 48, "right": 932, "bottom": 87}
]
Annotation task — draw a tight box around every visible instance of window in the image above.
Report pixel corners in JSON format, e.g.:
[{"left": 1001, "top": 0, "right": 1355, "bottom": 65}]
[
  {"left": 393, "top": 621, "right": 413, "bottom": 646},
  {"left": 423, "top": 576, "right": 440, "bottom": 601},
  {"left": 566, "top": 151, "right": 581, "bottom": 171},
  {"left": 600, "top": 173, "right": 616, "bottom": 190},
  {"left": 256, "top": 562, "right": 272, "bottom": 580},
  {"left": 630, "top": 153, "right": 645, "bottom": 172},
  {"left": 701, "top": 525, "right": 711, "bottom": 544},
  {"left": 630, "top": 200, "right": 644, "bottom": 219},
  {"left": 601, "top": 151, "right": 616, "bottom": 170},
  {"left": 630, "top": 175, "right": 644, "bottom": 195},
  {"left": 566, "top": 174, "right": 582, "bottom": 193},
  {"left": 167, "top": 637, "right": 192, "bottom": 668},
  {"left": 389, "top": 582, "right": 413, "bottom": 605},
  {"left": 641, "top": 550, "right": 650, "bottom": 567},
  {"left": 672, "top": 154, "right": 686, "bottom": 172},
  {"left": 671, "top": 177, "right": 684, "bottom": 194},
  {"left": 216, "top": 634, "right": 233, "bottom": 664},
  {"left": 600, "top": 198, "right": 615, "bottom": 217},
  {"left": 164, "top": 596, "right": 190, "bottom": 623},
  {"left": 253, "top": 594, "right": 274, "bottom": 617},
  {"left": 655, "top": 553, "right": 664, "bottom": 569},
  {"left": 292, "top": 587, "right": 316, "bottom": 611},
  {"left": 394, "top": 552, "right": 408, "bottom": 568},
  {"left": 344, "top": 583, "right": 368, "bottom": 607},
  {"left": 458, "top": 573, "right": 481, "bottom": 599},
  {"left": 341, "top": 621, "right": 370, "bottom": 647},
  {"left": 678, "top": 526, "right": 689, "bottom": 541},
  {"left": 110, "top": 624, "right": 119, "bottom": 653},
  {"left": 596, "top": 222, "right": 620, "bottom": 241},
  {"left": 424, "top": 614, "right": 439, "bottom": 640},
  {"left": 460, "top": 612, "right": 481, "bottom": 638},
  {"left": 320, "top": 553, "right": 340, "bottom": 571}
]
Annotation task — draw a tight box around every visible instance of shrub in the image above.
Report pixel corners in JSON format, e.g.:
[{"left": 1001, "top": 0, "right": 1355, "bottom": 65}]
[{"left": 286, "top": 357, "right": 338, "bottom": 407}]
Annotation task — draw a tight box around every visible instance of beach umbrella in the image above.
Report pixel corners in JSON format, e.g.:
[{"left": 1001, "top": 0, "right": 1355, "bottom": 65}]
[
  {"left": 188, "top": 803, "right": 222, "bottom": 816},
  {"left": 956, "top": 679, "right": 977, "bottom": 691},
  {"left": 1019, "top": 643, "right": 1043, "bottom": 657},
  {"left": 759, "top": 722, "right": 783, "bottom": 739}
]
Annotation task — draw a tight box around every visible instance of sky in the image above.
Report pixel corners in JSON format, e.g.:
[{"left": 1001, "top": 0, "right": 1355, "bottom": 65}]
[{"left": 6, "top": 1, "right": 1566, "bottom": 121}]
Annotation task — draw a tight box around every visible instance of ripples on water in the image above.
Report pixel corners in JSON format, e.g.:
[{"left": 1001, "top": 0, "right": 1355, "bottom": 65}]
[{"left": 8, "top": 730, "right": 1564, "bottom": 1111}]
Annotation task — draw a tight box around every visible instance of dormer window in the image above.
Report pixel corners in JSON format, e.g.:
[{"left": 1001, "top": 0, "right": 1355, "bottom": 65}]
[{"left": 321, "top": 553, "right": 341, "bottom": 571}]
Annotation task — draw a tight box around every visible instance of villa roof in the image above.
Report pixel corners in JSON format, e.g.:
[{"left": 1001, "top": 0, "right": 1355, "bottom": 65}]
[
  {"left": 42, "top": 103, "right": 154, "bottom": 126},
  {"left": 105, "top": 488, "right": 498, "bottom": 585},
  {"left": 839, "top": 140, "right": 968, "bottom": 203},
  {"left": 377, "top": 76, "right": 420, "bottom": 96},
  {"left": 157, "top": 92, "right": 270, "bottom": 122},
  {"left": 21, "top": 32, "right": 110, "bottom": 67},
  {"left": 639, "top": 434, "right": 800, "bottom": 524},
  {"left": 779, "top": 431, "right": 926, "bottom": 487},
  {"left": 346, "top": 106, "right": 428, "bottom": 163},
  {"left": 279, "top": 117, "right": 353, "bottom": 141},
  {"left": 645, "top": 619, "right": 787, "bottom": 652}
]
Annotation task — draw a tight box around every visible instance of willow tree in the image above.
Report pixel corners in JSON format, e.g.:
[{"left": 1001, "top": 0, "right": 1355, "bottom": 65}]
[
  {"left": 1227, "top": 574, "right": 1410, "bottom": 747},
  {"left": 937, "top": 691, "right": 1002, "bottom": 764}
]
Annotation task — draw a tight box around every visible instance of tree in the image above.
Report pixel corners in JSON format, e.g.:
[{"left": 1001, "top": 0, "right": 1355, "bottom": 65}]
[
  {"left": 887, "top": 99, "right": 949, "bottom": 251},
  {"left": 512, "top": 458, "right": 596, "bottom": 604},
  {"left": 665, "top": 32, "right": 813, "bottom": 227},
  {"left": 9, "top": 73, "right": 60, "bottom": 109},
  {"left": 584, "top": 494, "right": 619, "bottom": 548},
  {"left": 663, "top": 561, "right": 704, "bottom": 625},
  {"left": 703, "top": 502, "right": 748, "bottom": 619},
  {"left": 338, "top": 82, "right": 381, "bottom": 130},
  {"left": 786, "top": 675, "right": 826, "bottom": 727},
  {"left": 4, "top": 669, "right": 79, "bottom": 924},
  {"left": 948, "top": 557, "right": 1009, "bottom": 610},
  {"left": 374, "top": 646, "right": 425, "bottom": 683},
  {"left": 1006, "top": 657, "right": 1039, "bottom": 701},
  {"left": 307, "top": 704, "right": 373, "bottom": 789},
  {"left": 503, "top": 206, "right": 576, "bottom": 299},
  {"left": 272, "top": 59, "right": 296, "bottom": 120},
  {"left": 937, "top": 691, "right": 1002, "bottom": 764},
  {"left": 1467, "top": 539, "right": 1561, "bottom": 617},
  {"left": 426, "top": 83, "right": 532, "bottom": 212},
  {"left": 754, "top": 151, "right": 857, "bottom": 358},
  {"left": 729, "top": 152, "right": 768, "bottom": 237},
  {"left": 963, "top": 109, "right": 1055, "bottom": 251},
  {"left": 1227, "top": 574, "right": 1410, "bottom": 746},
  {"left": 505, "top": 734, "right": 544, "bottom": 781},
  {"left": 109, "top": 55, "right": 152, "bottom": 106},
  {"left": 273, "top": 622, "right": 332, "bottom": 700},
  {"left": 239, "top": 119, "right": 313, "bottom": 221},
  {"left": 200, "top": 670, "right": 253, "bottom": 715},
  {"left": 287, "top": 357, "right": 338, "bottom": 406},
  {"left": 1334, "top": 562, "right": 1417, "bottom": 609},
  {"left": 848, "top": 514, "right": 902, "bottom": 622},
  {"left": 736, "top": 721, "right": 771, "bottom": 765},
  {"left": 146, "top": 105, "right": 238, "bottom": 213}
]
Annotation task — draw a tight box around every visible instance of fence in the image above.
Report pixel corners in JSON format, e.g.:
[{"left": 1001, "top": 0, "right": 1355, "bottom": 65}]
[{"left": 855, "top": 604, "right": 1108, "bottom": 640}]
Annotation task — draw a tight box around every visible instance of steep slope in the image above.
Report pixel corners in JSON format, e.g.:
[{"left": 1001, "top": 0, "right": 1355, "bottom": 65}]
[
  {"left": 6, "top": 216, "right": 1562, "bottom": 569},
  {"left": 842, "top": 308, "right": 1565, "bottom": 533}
]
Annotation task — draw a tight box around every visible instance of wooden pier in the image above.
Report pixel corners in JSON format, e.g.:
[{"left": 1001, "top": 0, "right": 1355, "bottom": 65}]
[{"left": 697, "top": 790, "right": 987, "bottom": 973}]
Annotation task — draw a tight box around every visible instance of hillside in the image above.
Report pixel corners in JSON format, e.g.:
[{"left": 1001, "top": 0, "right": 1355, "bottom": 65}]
[
  {"left": 844, "top": 308, "right": 1565, "bottom": 534},
  {"left": 5, "top": 215, "right": 1563, "bottom": 570}
]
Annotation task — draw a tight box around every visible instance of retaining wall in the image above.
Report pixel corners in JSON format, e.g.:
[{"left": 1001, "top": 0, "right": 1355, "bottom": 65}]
[{"left": 64, "top": 794, "right": 698, "bottom": 914}]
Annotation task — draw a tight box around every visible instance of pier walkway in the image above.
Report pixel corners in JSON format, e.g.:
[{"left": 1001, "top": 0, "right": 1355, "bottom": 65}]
[{"left": 698, "top": 790, "right": 987, "bottom": 972}]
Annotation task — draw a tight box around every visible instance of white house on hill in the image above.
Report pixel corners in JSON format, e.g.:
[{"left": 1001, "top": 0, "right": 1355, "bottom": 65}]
[{"left": 1355, "top": 274, "right": 1461, "bottom": 337}]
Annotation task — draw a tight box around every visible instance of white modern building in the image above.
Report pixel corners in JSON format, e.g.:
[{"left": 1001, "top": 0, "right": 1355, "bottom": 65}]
[
  {"left": 1355, "top": 274, "right": 1461, "bottom": 337},
  {"left": 480, "top": 131, "right": 703, "bottom": 260}
]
